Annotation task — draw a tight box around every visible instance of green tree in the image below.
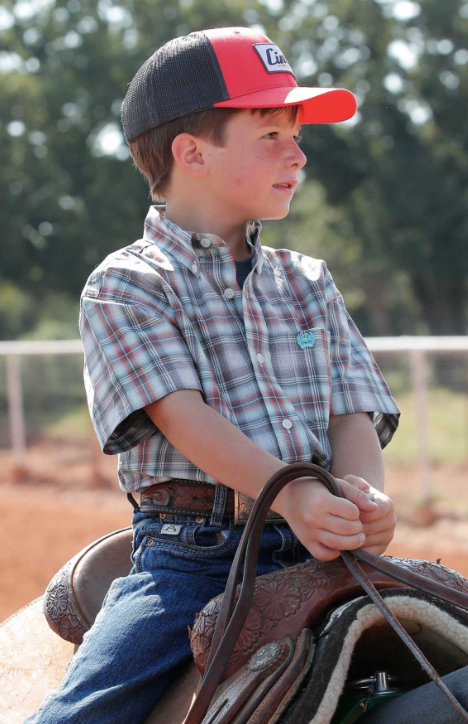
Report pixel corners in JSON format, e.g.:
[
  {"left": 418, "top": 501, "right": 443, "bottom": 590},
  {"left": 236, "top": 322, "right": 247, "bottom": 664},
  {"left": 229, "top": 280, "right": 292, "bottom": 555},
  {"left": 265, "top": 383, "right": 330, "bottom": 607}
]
[
  {"left": 271, "top": 0, "right": 468, "bottom": 335},
  {"left": 1, "top": 0, "right": 467, "bottom": 338}
]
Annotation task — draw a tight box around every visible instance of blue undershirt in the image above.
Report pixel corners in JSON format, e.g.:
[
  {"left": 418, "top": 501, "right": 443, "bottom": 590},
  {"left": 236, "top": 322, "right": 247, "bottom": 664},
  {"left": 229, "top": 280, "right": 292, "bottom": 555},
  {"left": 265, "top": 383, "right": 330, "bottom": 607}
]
[{"left": 234, "top": 254, "right": 253, "bottom": 290}]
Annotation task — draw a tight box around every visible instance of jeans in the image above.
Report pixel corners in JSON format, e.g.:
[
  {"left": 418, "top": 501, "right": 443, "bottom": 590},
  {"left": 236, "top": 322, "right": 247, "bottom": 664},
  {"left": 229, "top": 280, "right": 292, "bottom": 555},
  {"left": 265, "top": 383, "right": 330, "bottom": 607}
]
[
  {"left": 358, "top": 666, "right": 468, "bottom": 723},
  {"left": 25, "top": 510, "right": 311, "bottom": 724}
]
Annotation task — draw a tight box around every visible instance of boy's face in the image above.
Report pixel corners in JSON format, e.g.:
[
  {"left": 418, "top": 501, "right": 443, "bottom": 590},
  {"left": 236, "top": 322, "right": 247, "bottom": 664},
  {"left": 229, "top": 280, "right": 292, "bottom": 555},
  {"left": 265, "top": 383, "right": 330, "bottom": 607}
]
[{"left": 204, "top": 108, "right": 306, "bottom": 222}]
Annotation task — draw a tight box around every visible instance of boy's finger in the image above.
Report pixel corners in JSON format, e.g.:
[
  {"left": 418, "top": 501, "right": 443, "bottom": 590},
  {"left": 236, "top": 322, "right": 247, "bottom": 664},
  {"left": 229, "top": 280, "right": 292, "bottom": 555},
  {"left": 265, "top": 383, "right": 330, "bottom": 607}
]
[
  {"left": 362, "top": 532, "right": 392, "bottom": 548},
  {"left": 343, "top": 474, "right": 371, "bottom": 491},
  {"left": 362, "top": 514, "right": 394, "bottom": 537},
  {"left": 317, "top": 529, "right": 366, "bottom": 551},
  {"left": 338, "top": 479, "right": 379, "bottom": 512},
  {"left": 323, "top": 513, "right": 363, "bottom": 537},
  {"left": 327, "top": 496, "right": 361, "bottom": 521},
  {"left": 307, "top": 542, "right": 341, "bottom": 562},
  {"left": 361, "top": 544, "right": 388, "bottom": 556}
]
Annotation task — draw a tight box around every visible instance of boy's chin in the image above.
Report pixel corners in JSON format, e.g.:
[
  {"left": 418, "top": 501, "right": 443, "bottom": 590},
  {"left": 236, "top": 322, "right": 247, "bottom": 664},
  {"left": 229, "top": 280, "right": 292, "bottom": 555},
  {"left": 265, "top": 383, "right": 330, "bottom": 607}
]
[{"left": 257, "top": 207, "right": 291, "bottom": 221}]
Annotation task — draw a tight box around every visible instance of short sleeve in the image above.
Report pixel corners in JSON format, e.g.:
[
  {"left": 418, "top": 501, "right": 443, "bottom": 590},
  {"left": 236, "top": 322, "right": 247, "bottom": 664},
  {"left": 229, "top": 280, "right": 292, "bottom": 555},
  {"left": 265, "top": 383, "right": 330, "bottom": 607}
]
[
  {"left": 79, "top": 293, "right": 203, "bottom": 455},
  {"left": 324, "top": 268, "right": 400, "bottom": 449}
]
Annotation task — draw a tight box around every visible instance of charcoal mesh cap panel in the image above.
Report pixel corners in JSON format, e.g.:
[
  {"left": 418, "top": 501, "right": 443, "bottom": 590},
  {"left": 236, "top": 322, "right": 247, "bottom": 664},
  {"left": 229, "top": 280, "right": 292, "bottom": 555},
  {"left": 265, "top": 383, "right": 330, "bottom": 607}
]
[{"left": 121, "top": 31, "right": 230, "bottom": 142}]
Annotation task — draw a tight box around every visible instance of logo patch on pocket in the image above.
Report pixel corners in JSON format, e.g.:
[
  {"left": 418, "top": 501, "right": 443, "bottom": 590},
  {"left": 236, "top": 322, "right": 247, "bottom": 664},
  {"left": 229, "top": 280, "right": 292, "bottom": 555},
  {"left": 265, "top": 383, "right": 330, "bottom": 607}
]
[
  {"left": 297, "top": 329, "right": 316, "bottom": 349},
  {"left": 161, "top": 524, "right": 182, "bottom": 535}
]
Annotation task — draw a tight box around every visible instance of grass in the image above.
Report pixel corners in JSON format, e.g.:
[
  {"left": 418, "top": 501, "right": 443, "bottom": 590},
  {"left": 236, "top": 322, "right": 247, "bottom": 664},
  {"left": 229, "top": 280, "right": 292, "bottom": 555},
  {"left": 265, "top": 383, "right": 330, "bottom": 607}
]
[
  {"left": 384, "top": 387, "right": 468, "bottom": 463},
  {"left": 42, "top": 403, "right": 92, "bottom": 438}
]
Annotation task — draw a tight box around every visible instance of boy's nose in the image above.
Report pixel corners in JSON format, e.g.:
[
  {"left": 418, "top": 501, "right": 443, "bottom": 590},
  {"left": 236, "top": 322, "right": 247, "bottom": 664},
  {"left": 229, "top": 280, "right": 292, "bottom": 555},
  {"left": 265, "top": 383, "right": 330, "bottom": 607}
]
[{"left": 288, "top": 147, "right": 307, "bottom": 169}]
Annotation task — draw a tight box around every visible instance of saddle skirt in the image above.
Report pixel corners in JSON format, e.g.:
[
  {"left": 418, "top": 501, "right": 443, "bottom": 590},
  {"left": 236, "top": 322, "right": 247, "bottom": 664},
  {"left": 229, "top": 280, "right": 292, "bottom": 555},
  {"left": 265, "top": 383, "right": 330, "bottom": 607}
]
[{"left": 189, "top": 555, "right": 468, "bottom": 680}]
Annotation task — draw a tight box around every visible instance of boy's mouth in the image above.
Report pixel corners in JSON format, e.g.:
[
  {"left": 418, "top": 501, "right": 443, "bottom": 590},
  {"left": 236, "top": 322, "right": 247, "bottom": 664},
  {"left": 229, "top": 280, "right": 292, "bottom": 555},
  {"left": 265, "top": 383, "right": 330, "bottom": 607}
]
[{"left": 272, "top": 180, "right": 298, "bottom": 191}]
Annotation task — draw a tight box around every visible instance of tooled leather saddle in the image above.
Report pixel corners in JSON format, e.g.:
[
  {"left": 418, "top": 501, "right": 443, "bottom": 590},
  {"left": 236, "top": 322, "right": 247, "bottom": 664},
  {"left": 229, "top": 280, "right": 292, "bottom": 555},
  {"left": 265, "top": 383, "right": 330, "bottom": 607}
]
[{"left": 44, "top": 462, "right": 468, "bottom": 724}]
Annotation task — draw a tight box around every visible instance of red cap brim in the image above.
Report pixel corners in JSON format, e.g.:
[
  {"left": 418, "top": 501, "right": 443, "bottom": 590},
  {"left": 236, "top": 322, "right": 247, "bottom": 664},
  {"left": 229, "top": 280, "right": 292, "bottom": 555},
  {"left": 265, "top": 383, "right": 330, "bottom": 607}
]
[{"left": 214, "top": 87, "right": 357, "bottom": 123}]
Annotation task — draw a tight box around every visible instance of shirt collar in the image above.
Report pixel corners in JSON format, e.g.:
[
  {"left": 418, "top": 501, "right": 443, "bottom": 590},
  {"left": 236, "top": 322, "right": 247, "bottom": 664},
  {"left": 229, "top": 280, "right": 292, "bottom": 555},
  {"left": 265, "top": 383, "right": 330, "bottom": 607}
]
[{"left": 143, "top": 205, "right": 264, "bottom": 276}]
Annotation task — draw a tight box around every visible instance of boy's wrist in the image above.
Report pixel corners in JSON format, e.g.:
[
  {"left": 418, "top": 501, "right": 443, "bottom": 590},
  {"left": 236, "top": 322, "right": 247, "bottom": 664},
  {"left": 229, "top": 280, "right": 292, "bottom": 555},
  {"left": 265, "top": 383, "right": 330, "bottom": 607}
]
[{"left": 271, "top": 476, "right": 322, "bottom": 519}]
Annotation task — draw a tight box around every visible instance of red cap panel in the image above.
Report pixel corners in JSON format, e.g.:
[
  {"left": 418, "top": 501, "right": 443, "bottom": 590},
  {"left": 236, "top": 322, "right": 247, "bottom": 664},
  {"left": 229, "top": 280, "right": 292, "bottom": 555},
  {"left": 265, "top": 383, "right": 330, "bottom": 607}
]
[{"left": 205, "top": 27, "right": 297, "bottom": 101}]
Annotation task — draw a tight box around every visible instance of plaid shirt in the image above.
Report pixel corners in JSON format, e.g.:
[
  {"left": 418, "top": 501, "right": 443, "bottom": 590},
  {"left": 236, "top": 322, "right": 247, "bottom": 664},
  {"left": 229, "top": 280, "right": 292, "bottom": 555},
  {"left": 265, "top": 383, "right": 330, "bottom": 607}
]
[{"left": 79, "top": 206, "right": 400, "bottom": 493}]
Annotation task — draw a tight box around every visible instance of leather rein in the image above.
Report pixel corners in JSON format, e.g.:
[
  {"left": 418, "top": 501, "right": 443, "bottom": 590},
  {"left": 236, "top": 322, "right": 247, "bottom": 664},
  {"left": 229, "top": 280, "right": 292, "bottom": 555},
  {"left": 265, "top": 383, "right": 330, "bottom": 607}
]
[{"left": 185, "top": 462, "right": 468, "bottom": 724}]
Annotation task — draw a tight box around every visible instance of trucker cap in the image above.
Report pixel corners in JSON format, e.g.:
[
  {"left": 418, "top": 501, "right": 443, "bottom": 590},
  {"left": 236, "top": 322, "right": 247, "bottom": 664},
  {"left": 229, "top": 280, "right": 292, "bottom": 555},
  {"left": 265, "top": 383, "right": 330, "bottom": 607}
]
[{"left": 121, "top": 26, "right": 358, "bottom": 143}]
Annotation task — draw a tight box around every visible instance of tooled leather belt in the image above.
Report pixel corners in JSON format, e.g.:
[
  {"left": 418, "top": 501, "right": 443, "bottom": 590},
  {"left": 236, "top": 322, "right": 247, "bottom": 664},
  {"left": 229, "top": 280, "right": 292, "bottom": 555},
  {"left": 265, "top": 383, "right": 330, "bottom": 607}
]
[{"left": 138, "top": 479, "right": 286, "bottom": 525}]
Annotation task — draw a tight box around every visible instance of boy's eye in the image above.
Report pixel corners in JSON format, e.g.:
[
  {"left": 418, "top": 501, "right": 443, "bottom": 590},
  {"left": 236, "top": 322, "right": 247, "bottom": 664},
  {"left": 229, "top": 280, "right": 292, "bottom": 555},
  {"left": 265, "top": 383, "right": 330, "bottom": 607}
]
[{"left": 264, "top": 131, "right": 303, "bottom": 145}]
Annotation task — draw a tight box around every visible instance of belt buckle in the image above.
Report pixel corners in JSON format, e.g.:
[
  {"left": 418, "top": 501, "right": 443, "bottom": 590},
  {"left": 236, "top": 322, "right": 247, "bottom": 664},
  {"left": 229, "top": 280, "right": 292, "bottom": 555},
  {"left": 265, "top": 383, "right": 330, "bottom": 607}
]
[{"left": 234, "top": 491, "right": 286, "bottom": 525}]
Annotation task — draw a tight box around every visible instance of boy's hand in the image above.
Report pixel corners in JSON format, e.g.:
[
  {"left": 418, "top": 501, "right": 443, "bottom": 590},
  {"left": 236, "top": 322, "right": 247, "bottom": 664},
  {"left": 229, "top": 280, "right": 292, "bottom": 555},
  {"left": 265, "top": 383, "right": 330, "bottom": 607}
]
[
  {"left": 339, "top": 475, "right": 397, "bottom": 556},
  {"left": 273, "top": 477, "right": 380, "bottom": 562}
]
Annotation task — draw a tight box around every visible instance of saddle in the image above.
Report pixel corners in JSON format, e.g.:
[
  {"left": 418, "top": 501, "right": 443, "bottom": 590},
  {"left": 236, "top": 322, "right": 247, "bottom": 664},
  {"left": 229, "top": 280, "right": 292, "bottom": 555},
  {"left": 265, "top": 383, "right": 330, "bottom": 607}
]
[{"left": 44, "top": 462, "right": 468, "bottom": 724}]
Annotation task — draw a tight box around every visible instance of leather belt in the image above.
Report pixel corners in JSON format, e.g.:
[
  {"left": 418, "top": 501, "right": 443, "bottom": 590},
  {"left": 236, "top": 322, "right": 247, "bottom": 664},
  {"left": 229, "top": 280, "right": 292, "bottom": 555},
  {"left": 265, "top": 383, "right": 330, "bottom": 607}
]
[{"left": 138, "top": 479, "right": 286, "bottom": 525}]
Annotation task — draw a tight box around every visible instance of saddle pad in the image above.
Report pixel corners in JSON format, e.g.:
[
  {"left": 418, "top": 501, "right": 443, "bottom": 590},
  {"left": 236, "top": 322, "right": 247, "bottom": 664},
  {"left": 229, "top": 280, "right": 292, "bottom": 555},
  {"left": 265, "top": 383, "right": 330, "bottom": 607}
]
[{"left": 281, "top": 589, "right": 468, "bottom": 724}]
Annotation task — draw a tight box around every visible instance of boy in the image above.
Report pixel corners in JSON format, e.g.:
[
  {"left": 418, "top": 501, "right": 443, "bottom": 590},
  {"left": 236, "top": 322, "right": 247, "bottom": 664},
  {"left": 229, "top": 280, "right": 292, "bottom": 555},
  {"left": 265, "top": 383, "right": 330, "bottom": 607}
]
[{"left": 27, "top": 26, "right": 400, "bottom": 724}]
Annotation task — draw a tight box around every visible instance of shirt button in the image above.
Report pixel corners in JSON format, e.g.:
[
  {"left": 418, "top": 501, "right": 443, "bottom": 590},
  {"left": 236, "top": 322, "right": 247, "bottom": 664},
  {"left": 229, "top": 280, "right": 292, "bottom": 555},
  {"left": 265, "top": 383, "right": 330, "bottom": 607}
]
[
  {"left": 200, "top": 237, "right": 211, "bottom": 248},
  {"left": 224, "top": 287, "right": 235, "bottom": 299},
  {"left": 282, "top": 419, "right": 293, "bottom": 429},
  {"left": 257, "top": 353, "right": 265, "bottom": 364},
  {"left": 191, "top": 262, "right": 198, "bottom": 274}
]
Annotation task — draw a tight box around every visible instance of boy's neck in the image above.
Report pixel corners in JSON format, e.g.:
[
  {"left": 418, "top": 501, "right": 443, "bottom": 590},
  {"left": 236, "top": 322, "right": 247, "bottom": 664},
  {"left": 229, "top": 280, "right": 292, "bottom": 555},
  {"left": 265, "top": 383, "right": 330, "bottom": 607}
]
[{"left": 162, "top": 202, "right": 253, "bottom": 261}]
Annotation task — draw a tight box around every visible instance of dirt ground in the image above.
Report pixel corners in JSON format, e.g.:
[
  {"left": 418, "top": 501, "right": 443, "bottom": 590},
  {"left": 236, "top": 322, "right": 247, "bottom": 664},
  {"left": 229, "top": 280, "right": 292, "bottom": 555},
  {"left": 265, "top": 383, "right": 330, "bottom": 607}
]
[{"left": 1, "top": 436, "right": 468, "bottom": 623}]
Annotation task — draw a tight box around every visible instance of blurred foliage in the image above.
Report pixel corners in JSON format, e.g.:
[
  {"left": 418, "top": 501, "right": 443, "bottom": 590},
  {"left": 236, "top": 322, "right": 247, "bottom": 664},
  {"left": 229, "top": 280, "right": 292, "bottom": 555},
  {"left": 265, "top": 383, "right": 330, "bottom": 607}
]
[{"left": 1, "top": 0, "right": 468, "bottom": 339}]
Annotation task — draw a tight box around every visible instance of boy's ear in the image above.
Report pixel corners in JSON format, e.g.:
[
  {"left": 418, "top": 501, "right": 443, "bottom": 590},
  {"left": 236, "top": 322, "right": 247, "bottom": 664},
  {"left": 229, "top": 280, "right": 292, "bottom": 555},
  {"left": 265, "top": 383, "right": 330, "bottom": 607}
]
[{"left": 171, "top": 133, "right": 208, "bottom": 178}]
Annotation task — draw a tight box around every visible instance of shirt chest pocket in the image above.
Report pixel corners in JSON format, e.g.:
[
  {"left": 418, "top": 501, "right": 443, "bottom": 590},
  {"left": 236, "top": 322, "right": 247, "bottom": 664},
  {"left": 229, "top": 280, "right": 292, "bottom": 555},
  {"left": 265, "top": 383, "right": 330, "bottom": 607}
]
[{"left": 287, "top": 327, "right": 332, "bottom": 424}]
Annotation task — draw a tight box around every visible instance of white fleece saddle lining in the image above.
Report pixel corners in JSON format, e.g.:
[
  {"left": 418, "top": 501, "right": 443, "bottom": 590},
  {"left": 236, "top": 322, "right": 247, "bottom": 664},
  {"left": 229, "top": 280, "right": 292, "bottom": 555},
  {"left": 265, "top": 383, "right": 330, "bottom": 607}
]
[{"left": 309, "top": 595, "right": 468, "bottom": 724}]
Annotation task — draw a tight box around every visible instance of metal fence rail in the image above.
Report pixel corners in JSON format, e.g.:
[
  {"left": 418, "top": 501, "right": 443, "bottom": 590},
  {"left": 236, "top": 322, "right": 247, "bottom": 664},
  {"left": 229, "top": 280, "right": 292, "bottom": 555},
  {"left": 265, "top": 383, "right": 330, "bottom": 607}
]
[{"left": 1, "top": 337, "right": 468, "bottom": 501}]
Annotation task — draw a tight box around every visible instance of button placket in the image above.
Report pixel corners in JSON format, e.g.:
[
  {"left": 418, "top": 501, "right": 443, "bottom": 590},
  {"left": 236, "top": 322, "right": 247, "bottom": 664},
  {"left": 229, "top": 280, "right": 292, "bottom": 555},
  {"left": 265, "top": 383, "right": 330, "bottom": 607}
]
[{"left": 247, "top": 260, "right": 315, "bottom": 462}]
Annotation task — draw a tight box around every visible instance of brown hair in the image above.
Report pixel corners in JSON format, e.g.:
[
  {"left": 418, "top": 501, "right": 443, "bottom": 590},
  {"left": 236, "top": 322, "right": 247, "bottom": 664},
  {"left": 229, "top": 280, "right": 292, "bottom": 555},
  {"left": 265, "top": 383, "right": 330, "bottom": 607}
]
[{"left": 127, "top": 104, "right": 301, "bottom": 203}]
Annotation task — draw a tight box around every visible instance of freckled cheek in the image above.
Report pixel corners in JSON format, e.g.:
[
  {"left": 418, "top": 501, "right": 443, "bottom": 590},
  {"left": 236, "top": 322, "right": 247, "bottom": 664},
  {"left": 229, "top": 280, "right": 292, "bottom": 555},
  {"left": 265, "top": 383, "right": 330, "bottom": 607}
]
[
  {"left": 232, "top": 169, "right": 262, "bottom": 189},
  {"left": 230, "top": 155, "right": 276, "bottom": 195},
  {"left": 250, "top": 165, "right": 275, "bottom": 193}
]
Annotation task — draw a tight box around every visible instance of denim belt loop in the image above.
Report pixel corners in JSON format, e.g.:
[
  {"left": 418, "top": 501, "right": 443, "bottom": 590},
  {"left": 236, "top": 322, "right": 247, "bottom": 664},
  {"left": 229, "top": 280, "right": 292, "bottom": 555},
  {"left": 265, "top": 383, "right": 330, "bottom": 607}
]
[{"left": 209, "top": 483, "right": 228, "bottom": 527}]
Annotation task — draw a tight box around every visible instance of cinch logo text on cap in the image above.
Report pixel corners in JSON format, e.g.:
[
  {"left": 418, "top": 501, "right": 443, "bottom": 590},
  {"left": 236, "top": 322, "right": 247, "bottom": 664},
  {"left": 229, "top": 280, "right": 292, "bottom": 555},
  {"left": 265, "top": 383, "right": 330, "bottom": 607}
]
[{"left": 253, "top": 43, "right": 295, "bottom": 76}]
